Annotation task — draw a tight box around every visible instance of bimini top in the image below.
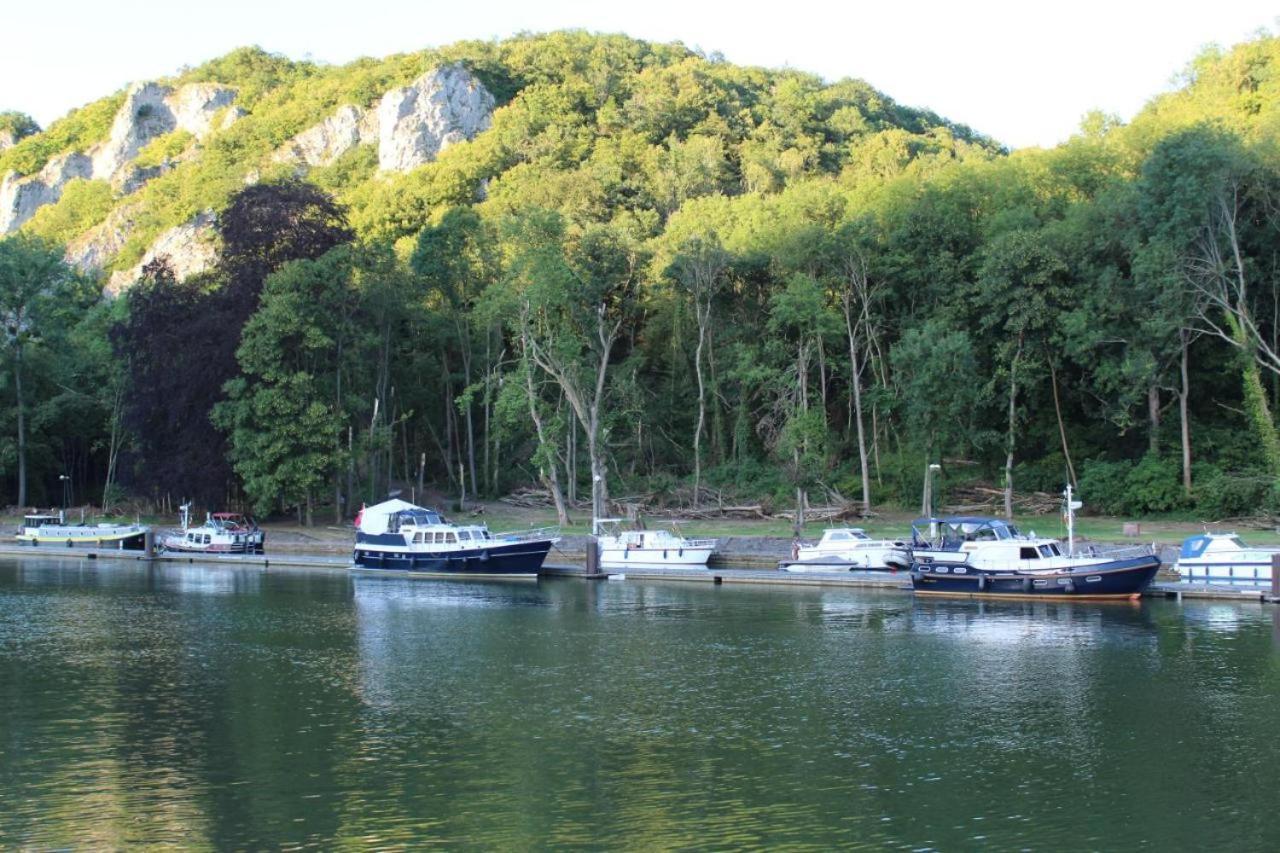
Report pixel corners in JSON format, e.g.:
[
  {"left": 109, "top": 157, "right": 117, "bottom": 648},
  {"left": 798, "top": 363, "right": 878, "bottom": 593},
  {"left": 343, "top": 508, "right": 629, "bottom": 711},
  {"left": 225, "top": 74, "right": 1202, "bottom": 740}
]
[
  {"left": 910, "top": 517, "right": 1023, "bottom": 548},
  {"left": 357, "top": 499, "right": 445, "bottom": 535}
]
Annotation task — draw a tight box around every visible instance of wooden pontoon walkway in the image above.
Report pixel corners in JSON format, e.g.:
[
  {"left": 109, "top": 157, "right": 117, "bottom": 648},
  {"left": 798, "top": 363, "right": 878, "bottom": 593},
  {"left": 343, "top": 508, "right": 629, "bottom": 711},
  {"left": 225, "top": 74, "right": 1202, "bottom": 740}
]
[{"left": 0, "top": 543, "right": 1276, "bottom": 601}]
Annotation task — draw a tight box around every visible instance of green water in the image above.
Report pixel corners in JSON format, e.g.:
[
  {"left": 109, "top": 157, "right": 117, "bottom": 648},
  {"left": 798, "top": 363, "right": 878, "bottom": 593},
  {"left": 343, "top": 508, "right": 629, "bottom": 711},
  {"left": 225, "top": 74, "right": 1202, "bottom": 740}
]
[{"left": 2, "top": 559, "right": 1279, "bottom": 849}]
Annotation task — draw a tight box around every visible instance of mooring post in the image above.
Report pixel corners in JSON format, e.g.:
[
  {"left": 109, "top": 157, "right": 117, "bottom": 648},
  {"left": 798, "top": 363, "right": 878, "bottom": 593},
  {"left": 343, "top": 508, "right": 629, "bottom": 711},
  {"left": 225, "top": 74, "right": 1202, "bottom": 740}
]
[
  {"left": 585, "top": 535, "right": 599, "bottom": 576},
  {"left": 1271, "top": 553, "right": 1280, "bottom": 600},
  {"left": 144, "top": 529, "right": 156, "bottom": 561}
]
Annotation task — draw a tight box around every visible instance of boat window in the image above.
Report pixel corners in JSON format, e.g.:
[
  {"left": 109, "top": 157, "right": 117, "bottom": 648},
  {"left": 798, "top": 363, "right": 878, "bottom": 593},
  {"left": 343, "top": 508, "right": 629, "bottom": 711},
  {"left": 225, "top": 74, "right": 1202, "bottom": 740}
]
[
  {"left": 458, "top": 531, "right": 472, "bottom": 542},
  {"left": 1229, "top": 536, "right": 1246, "bottom": 548},
  {"left": 1020, "top": 547, "right": 1039, "bottom": 560},
  {"left": 829, "top": 532, "right": 850, "bottom": 541},
  {"left": 972, "top": 527, "right": 998, "bottom": 541},
  {"left": 202, "top": 535, "right": 211, "bottom": 544},
  {"left": 1038, "top": 545, "right": 1055, "bottom": 558},
  {"left": 445, "top": 533, "right": 457, "bottom": 543},
  {"left": 1047, "top": 544, "right": 1061, "bottom": 556}
]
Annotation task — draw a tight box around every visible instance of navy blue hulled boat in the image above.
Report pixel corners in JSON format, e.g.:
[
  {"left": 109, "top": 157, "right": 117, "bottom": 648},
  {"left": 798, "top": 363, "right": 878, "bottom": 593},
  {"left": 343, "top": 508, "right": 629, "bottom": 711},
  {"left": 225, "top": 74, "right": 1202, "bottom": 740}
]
[
  {"left": 353, "top": 499, "right": 559, "bottom": 577},
  {"left": 892, "top": 516, "right": 1161, "bottom": 601}
]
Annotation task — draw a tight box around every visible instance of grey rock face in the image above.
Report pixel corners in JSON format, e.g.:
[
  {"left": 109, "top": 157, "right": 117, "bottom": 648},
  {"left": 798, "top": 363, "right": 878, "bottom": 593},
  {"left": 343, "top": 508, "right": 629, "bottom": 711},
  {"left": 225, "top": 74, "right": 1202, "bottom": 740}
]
[
  {"left": 66, "top": 204, "right": 136, "bottom": 273},
  {"left": 273, "top": 104, "right": 379, "bottom": 169},
  {"left": 105, "top": 211, "right": 219, "bottom": 295},
  {"left": 0, "top": 152, "right": 94, "bottom": 233},
  {"left": 376, "top": 64, "right": 494, "bottom": 172},
  {"left": 92, "top": 81, "right": 236, "bottom": 185},
  {"left": 1, "top": 81, "right": 238, "bottom": 234}
]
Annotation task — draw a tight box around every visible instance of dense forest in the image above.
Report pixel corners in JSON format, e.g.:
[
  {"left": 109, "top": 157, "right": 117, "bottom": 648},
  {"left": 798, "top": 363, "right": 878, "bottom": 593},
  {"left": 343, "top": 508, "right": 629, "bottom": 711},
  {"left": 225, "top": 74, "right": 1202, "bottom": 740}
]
[{"left": 3, "top": 31, "right": 1280, "bottom": 523}]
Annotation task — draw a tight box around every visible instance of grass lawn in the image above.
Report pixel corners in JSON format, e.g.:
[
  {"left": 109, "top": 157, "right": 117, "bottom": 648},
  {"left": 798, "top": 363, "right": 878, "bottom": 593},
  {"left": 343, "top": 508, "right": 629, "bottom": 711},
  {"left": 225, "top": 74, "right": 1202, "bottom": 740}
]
[{"left": 5, "top": 502, "right": 1278, "bottom": 547}]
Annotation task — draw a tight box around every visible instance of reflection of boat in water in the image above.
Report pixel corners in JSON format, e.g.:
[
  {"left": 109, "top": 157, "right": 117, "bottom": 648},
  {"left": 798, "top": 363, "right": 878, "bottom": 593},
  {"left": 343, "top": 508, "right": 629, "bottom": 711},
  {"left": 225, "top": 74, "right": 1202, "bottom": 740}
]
[
  {"left": 1175, "top": 533, "right": 1279, "bottom": 584},
  {"left": 780, "top": 527, "right": 906, "bottom": 572},
  {"left": 353, "top": 499, "right": 558, "bottom": 576},
  {"left": 895, "top": 516, "right": 1160, "bottom": 601},
  {"left": 160, "top": 505, "right": 265, "bottom": 554},
  {"left": 593, "top": 519, "right": 716, "bottom": 569},
  {"left": 15, "top": 511, "right": 148, "bottom": 550}
]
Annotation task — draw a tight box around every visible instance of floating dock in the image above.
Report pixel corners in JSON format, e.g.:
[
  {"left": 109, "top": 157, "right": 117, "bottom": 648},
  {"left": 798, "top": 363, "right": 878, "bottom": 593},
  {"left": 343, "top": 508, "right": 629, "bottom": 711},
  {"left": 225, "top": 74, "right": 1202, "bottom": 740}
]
[{"left": 0, "top": 543, "right": 1276, "bottom": 602}]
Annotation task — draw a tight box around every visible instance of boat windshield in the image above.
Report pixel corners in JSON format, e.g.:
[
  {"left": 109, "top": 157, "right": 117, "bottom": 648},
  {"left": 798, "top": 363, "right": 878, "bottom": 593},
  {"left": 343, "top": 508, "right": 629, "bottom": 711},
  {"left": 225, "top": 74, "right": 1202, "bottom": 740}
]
[{"left": 396, "top": 509, "right": 443, "bottom": 528}]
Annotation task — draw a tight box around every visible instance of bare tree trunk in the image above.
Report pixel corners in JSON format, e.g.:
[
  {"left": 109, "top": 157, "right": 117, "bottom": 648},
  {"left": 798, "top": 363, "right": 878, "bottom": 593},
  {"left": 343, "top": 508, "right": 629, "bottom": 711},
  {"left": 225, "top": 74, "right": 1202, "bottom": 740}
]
[
  {"left": 1147, "top": 385, "right": 1160, "bottom": 456},
  {"left": 1179, "top": 329, "right": 1193, "bottom": 497},
  {"left": 1049, "top": 360, "right": 1077, "bottom": 487},
  {"left": 1003, "top": 340, "right": 1023, "bottom": 520},
  {"left": 14, "top": 347, "right": 26, "bottom": 507},
  {"left": 522, "top": 351, "right": 570, "bottom": 526},
  {"left": 102, "top": 382, "right": 125, "bottom": 513},
  {"left": 843, "top": 301, "right": 871, "bottom": 515},
  {"left": 693, "top": 301, "right": 709, "bottom": 508}
]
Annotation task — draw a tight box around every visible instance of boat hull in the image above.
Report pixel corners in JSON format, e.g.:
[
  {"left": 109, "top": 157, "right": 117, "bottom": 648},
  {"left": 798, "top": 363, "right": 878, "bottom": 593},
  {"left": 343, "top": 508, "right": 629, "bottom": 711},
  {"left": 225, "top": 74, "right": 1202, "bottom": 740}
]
[
  {"left": 1176, "top": 560, "right": 1276, "bottom": 583},
  {"left": 16, "top": 529, "right": 147, "bottom": 550},
  {"left": 910, "top": 555, "right": 1161, "bottom": 600},
  {"left": 353, "top": 537, "right": 555, "bottom": 576},
  {"left": 599, "top": 546, "right": 713, "bottom": 570}
]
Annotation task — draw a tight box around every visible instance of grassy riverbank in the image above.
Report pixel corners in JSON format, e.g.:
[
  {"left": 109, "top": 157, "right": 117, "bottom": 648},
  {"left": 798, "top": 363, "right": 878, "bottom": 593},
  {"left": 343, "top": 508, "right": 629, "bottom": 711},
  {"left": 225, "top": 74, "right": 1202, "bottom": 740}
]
[{"left": 4, "top": 503, "right": 1278, "bottom": 548}]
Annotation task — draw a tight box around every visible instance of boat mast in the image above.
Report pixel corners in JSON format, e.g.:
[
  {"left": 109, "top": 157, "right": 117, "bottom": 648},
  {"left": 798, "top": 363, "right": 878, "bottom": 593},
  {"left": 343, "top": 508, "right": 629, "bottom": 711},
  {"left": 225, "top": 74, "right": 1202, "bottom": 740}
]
[{"left": 1063, "top": 484, "right": 1081, "bottom": 556}]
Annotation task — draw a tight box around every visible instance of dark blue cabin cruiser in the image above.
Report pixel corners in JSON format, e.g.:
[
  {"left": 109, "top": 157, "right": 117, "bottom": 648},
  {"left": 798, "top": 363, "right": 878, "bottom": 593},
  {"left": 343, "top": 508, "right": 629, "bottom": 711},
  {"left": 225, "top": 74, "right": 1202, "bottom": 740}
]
[
  {"left": 353, "top": 499, "right": 559, "bottom": 576},
  {"left": 889, "top": 516, "right": 1161, "bottom": 601}
]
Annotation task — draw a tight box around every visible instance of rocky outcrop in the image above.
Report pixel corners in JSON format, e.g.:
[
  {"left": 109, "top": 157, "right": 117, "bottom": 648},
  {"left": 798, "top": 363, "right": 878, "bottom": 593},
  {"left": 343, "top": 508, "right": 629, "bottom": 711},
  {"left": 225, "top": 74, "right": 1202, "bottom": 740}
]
[
  {"left": 92, "top": 81, "right": 236, "bottom": 185},
  {"left": 376, "top": 64, "right": 493, "bottom": 172},
  {"left": 105, "top": 211, "right": 219, "bottom": 295},
  {"left": 66, "top": 204, "right": 137, "bottom": 273},
  {"left": 0, "top": 152, "right": 93, "bottom": 232},
  {"left": 1, "top": 81, "right": 238, "bottom": 234},
  {"left": 273, "top": 104, "right": 379, "bottom": 169}
]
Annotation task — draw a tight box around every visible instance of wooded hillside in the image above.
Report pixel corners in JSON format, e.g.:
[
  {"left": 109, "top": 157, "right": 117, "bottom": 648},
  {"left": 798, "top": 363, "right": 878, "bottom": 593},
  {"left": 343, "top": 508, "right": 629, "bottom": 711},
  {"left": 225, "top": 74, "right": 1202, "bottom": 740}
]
[{"left": 3, "top": 31, "right": 1280, "bottom": 523}]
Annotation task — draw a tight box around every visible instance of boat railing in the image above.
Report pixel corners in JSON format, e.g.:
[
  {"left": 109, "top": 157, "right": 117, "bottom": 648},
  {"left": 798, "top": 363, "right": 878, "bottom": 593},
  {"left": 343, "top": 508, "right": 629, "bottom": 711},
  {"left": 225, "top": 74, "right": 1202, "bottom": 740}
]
[
  {"left": 1077, "top": 543, "right": 1154, "bottom": 560},
  {"left": 681, "top": 538, "right": 718, "bottom": 548},
  {"left": 499, "top": 526, "right": 561, "bottom": 542}
]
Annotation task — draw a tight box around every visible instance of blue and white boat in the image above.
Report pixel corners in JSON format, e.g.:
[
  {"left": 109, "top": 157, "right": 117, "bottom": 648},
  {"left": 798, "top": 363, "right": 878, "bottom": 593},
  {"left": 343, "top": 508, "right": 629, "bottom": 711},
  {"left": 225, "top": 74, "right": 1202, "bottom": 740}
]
[
  {"left": 1175, "top": 533, "right": 1280, "bottom": 584},
  {"left": 352, "top": 499, "right": 558, "bottom": 577},
  {"left": 891, "top": 516, "right": 1161, "bottom": 601}
]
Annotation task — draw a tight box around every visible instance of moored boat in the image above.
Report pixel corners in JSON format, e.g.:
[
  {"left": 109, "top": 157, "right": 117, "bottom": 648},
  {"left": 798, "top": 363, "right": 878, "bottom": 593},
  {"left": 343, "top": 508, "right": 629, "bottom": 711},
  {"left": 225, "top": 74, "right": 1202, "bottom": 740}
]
[
  {"left": 780, "top": 527, "right": 907, "bottom": 572},
  {"left": 1175, "top": 533, "right": 1280, "bottom": 583},
  {"left": 159, "top": 506, "right": 265, "bottom": 555},
  {"left": 353, "top": 499, "right": 558, "bottom": 576},
  {"left": 895, "top": 514, "right": 1161, "bottom": 601},
  {"left": 594, "top": 519, "right": 716, "bottom": 570},
  {"left": 16, "top": 511, "right": 148, "bottom": 550}
]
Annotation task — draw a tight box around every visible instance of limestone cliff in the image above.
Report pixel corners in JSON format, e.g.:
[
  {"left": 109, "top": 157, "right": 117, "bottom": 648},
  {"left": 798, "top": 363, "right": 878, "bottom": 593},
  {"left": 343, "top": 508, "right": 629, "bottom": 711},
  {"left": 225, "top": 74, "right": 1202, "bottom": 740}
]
[{"left": 376, "top": 64, "right": 494, "bottom": 172}]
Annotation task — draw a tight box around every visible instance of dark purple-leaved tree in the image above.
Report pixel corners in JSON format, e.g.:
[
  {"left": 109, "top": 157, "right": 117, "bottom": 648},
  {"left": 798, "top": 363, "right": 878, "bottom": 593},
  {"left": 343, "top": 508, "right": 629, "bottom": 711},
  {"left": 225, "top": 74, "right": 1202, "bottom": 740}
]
[{"left": 113, "top": 180, "right": 352, "bottom": 506}]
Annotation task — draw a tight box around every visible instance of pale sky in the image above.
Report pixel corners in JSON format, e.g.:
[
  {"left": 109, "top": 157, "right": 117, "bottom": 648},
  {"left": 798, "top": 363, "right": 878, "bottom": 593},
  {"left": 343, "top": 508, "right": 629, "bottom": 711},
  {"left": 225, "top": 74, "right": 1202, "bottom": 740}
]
[{"left": 1, "top": 0, "right": 1275, "bottom": 150}]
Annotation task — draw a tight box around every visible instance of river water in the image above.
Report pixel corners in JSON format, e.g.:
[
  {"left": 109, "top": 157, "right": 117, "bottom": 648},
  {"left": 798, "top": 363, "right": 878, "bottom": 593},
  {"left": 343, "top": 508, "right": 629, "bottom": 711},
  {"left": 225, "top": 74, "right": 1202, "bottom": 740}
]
[{"left": 2, "top": 557, "right": 1278, "bottom": 849}]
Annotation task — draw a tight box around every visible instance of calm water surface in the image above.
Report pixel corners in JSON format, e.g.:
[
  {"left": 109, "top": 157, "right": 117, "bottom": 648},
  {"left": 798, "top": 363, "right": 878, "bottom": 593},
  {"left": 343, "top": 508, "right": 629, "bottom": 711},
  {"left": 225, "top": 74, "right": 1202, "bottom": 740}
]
[{"left": 2, "top": 557, "right": 1279, "bottom": 849}]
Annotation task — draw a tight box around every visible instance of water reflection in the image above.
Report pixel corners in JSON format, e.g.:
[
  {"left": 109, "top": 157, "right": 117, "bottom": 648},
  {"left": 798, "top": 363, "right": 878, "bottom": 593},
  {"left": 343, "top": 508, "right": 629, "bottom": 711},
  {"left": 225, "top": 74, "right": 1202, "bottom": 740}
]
[{"left": 3, "top": 559, "right": 1280, "bottom": 848}]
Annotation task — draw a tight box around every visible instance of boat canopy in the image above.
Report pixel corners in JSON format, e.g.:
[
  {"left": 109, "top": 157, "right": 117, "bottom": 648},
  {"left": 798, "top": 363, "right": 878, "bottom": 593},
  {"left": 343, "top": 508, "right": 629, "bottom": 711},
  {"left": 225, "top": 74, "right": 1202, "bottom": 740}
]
[
  {"left": 910, "top": 517, "right": 1022, "bottom": 548},
  {"left": 821, "top": 528, "right": 870, "bottom": 541},
  {"left": 357, "top": 499, "right": 444, "bottom": 534}
]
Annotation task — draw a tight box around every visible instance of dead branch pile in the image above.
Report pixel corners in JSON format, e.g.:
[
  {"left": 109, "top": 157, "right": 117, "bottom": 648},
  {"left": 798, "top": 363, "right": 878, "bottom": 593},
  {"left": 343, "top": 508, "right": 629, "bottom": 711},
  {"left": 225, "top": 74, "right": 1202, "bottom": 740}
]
[{"left": 941, "top": 486, "right": 1061, "bottom": 515}]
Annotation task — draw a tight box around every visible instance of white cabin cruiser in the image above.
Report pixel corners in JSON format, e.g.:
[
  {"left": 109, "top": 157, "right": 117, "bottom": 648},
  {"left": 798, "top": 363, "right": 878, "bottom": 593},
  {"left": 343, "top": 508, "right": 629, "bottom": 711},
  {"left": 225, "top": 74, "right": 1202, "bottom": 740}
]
[
  {"left": 1176, "top": 533, "right": 1280, "bottom": 583},
  {"left": 890, "top": 515, "right": 1161, "bottom": 600},
  {"left": 160, "top": 506, "right": 265, "bottom": 555},
  {"left": 16, "top": 511, "right": 148, "bottom": 550},
  {"left": 781, "top": 527, "right": 907, "bottom": 572},
  {"left": 354, "top": 499, "right": 559, "bottom": 576},
  {"left": 594, "top": 519, "right": 716, "bottom": 569}
]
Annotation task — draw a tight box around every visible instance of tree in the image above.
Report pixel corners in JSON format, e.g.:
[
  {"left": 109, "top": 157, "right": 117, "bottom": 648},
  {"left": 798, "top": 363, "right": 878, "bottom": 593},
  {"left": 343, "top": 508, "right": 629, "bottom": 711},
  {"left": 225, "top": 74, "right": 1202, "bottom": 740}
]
[
  {"left": 668, "top": 233, "right": 728, "bottom": 507},
  {"left": 115, "top": 181, "right": 354, "bottom": 506},
  {"left": 507, "top": 210, "right": 642, "bottom": 522},
  {"left": 0, "top": 233, "right": 96, "bottom": 506}
]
